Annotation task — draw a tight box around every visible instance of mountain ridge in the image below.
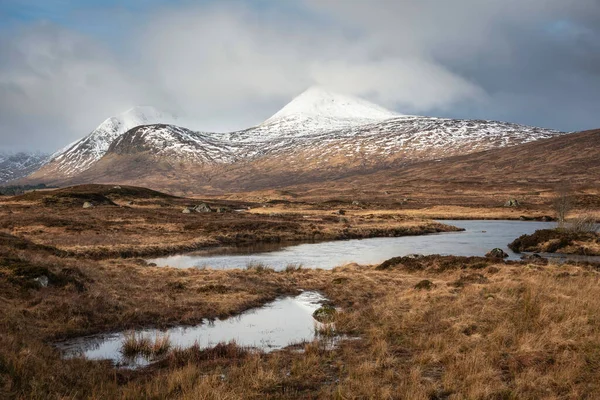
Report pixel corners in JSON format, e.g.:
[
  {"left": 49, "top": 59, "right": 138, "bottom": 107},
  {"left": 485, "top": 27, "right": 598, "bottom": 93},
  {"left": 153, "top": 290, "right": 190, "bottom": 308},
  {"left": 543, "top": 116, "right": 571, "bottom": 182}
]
[{"left": 21, "top": 87, "right": 567, "bottom": 191}]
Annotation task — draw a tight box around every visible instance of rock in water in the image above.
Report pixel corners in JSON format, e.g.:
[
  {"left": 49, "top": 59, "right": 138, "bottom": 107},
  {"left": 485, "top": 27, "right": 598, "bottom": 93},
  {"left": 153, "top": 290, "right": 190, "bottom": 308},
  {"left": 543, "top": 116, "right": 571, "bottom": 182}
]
[{"left": 485, "top": 248, "right": 509, "bottom": 258}]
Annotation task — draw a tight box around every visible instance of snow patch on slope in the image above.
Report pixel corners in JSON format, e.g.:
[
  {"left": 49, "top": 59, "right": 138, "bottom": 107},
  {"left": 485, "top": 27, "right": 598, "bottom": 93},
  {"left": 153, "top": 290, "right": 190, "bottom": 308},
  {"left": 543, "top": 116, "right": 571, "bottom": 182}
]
[
  {"left": 229, "top": 86, "right": 401, "bottom": 141},
  {"left": 0, "top": 152, "right": 50, "bottom": 183},
  {"left": 50, "top": 106, "right": 177, "bottom": 175}
]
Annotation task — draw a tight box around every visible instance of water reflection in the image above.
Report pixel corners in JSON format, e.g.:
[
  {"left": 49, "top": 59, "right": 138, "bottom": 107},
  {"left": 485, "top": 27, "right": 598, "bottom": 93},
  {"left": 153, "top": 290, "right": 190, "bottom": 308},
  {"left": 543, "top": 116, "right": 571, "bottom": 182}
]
[
  {"left": 149, "top": 220, "right": 558, "bottom": 270},
  {"left": 56, "top": 291, "right": 327, "bottom": 368}
]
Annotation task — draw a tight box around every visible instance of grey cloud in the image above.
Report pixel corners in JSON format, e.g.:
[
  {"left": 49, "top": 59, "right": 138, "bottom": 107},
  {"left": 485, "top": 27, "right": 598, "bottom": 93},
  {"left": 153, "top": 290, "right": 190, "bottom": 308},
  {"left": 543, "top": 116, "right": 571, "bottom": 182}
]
[{"left": 0, "top": 0, "right": 599, "bottom": 152}]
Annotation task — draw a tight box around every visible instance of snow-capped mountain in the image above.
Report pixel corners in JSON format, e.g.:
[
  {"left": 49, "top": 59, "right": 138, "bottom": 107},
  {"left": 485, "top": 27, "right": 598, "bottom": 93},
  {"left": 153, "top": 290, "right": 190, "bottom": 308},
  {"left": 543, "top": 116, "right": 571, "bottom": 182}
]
[
  {"left": 36, "top": 106, "right": 177, "bottom": 178},
  {"left": 24, "top": 87, "right": 565, "bottom": 191},
  {"left": 233, "top": 86, "right": 400, "bottom": 140},
  {"left": 0, "top": 152, "right": 49, "bottom": 184},
  {"left": 108, "top": 124, "right": 238, "bottom": 163}
]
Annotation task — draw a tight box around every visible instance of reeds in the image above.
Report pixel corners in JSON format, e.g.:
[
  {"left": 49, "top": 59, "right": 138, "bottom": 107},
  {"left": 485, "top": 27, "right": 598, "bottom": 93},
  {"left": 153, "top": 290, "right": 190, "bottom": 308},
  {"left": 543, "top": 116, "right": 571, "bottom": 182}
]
[{"left": 121, "top": 332, "right": 171, "bottom": 358}]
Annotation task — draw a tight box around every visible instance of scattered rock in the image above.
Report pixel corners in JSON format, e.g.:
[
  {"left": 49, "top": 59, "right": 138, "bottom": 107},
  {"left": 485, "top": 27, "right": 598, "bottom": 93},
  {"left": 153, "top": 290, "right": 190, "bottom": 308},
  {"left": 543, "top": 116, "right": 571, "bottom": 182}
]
[
  {"left": 194, "top": 203, "right": 213, "bottom": 213},
  {"left": 182, "top": 207, "right": 192, "bottom": 214},
  {"left": 126, "top": 201, "right": 134, "bottom": 206},
  {"left": 217, "top": 207, "right": 227, "bottom": 213},
  {"left": 335, "top": 209, "right": 346, "bottom": 215},
  {"left": 485, "top": 248, "right": 509, "bottom": 258},
  {"left": 504, "top": 198, "right": 520, "bottom": 207},
  {"left": 82, "top": 202, "right": 94, "bottom": 209},
  {"left": 351, "top": 200, "right": 361, "bottom": 206},
  {"left": 113, "top": 185, "right": 121, "bottom": 189},
  {"left": 406, "top": 253, "right": 424, "bottom": 259},
  {"left": 414, "top": 279, "right": 434, "bottom": 290},
  {"left": 33, "top": 275, "right": 49, "bottom": 288}
]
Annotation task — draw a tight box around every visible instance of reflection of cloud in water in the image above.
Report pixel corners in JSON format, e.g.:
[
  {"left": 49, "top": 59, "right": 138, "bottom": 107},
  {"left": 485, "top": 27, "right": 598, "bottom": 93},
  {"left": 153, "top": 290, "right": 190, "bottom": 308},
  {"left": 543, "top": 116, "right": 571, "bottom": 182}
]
[
  {"left": 55, "top": 291, "right": 327, "bottom": 369},
  {"left": 148, "top": 220, "right": 559, "bottom": 270}
]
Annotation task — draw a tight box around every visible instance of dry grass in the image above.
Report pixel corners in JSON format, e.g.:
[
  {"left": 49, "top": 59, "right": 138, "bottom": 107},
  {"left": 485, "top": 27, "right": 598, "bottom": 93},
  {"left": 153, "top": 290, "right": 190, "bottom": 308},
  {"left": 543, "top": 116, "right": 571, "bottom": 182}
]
[
  {"left": 121, "top": 332, "right": 171, "bottom": 358},
  {"left": 2, "top": 185, "right": 600, "bottom": 399},
  {"left": 2, "top": 237, "right": 600, "bottom": 399},
  {"left": 0, "top": 187, "right": 458, "bottom": 259}
]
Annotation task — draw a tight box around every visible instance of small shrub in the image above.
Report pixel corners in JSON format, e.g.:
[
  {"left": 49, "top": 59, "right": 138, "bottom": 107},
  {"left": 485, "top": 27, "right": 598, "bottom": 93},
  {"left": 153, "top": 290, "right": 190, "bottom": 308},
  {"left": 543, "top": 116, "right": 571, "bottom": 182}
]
[
  {"left": 313, "top": 305, "right": 336, "bottom": 323},
  {"left": 414, "top": 279, "right": 434, "bottom": 290},
  {"left": 568, "top": 215, "right": 599, "bottom": 233}
]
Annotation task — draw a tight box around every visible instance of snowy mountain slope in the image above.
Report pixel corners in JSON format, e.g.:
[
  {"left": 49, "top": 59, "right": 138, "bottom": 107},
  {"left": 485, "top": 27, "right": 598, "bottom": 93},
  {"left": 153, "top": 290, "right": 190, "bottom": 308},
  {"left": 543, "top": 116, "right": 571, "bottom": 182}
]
[
  {"left": 257, "top": 116, "right": 563, "bottom": 167},
  {"left": 31, "top": 106, "right": 177, "bottom": 178},
  {"left": 107, "top": 124, "right": 239, "bottom": 163},
  {"left": 23, "top": 86, "right": 566, "bottom": 190},
  {"left": 0, "top": 152, "right": 49, "bottom": 184},
  {"left": 225, "top": 86, "right": 400, "bottom": 143}
]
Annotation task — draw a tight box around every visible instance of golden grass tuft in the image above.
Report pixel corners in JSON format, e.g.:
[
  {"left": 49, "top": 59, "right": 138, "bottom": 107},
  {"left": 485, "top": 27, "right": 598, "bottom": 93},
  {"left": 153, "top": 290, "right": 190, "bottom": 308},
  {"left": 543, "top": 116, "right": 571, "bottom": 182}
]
[{"left": 121, "top": 332, "right": 171, "bottom": 358}]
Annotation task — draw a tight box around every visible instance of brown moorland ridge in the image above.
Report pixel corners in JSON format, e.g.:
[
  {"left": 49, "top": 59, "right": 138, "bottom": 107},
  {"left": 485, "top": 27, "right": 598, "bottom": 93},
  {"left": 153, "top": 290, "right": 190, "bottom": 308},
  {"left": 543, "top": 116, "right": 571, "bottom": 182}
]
[
  {"left": 23, "top": 127, "right": 590, "bottom": 195},
  {"left": 245, "top": 128, "right": 600, "bottom": 207},
  {"left": 17, "top": 128, "right": 599, "bottom": 216}
]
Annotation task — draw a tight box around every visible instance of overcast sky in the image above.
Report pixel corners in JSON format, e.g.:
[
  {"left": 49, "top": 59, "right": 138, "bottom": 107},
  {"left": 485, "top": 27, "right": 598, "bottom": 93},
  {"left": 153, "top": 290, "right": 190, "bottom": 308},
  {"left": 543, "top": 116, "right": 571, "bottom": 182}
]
[{"left": 1, "top": 0, "right": 599, "bottom": 152}]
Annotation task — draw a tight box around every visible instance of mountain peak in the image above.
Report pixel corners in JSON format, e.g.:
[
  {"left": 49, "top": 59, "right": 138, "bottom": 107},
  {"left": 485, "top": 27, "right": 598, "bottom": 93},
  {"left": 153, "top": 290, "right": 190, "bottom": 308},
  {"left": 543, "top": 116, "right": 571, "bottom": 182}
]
[{"left": 261, "top": 86, "right": 399, "bottom": 128}]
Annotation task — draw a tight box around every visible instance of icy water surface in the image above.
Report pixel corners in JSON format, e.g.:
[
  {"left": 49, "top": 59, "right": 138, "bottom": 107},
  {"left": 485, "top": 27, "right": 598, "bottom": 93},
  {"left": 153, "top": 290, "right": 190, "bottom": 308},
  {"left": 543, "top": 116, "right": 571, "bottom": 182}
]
[{"left": 149, "top": 220, "right": 558, "bottom": 270}]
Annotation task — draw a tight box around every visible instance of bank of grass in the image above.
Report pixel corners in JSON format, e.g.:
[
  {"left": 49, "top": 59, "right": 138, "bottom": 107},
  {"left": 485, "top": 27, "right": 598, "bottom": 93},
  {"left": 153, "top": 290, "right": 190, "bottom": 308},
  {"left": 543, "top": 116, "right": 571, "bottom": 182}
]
[
  {"left": 0, "top": 192, "right": 460, "bottom": 259},
  {"left": 509, "top": 228, "right": 600, "bottom": 256},
  {"left": 2, "top": 237, "right": 600, "bottom": 398}
]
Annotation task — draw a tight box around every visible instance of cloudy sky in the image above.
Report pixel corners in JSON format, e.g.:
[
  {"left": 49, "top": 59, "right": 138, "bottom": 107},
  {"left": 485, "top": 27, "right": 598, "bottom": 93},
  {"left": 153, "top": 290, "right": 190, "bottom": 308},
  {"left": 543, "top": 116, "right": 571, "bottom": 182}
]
[{"left": 1, "top": 0, "right": 599, "bottom": 152}]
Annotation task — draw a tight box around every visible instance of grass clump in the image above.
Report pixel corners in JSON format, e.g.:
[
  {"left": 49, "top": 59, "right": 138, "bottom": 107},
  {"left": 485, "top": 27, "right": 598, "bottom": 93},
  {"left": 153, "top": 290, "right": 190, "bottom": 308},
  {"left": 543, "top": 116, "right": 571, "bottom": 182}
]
[
  {"left": 121, "top": 332, "right": 171, "bottom": 359},
  {"left": 245, "top": 262, "right": 275, "bottom": 273},
  {"left": 284, "top": 263, "right": 303, "bottom": 272},
  {"left": 312, "top": 305, "right": 336, "bottom": 323}
]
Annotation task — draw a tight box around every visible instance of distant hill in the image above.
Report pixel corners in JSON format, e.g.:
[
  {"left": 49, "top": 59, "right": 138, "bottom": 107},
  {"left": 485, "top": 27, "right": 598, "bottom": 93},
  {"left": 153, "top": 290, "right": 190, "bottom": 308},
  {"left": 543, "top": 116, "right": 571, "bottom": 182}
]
[
  {"left": 277, "top": 129, "right": 600, "bottom": 206},
  {"left": 21, "top": 87, "right": 565, "bottom": 194},
  {"left": 0, "top": 152, "right": 49, "bottom": 184}
]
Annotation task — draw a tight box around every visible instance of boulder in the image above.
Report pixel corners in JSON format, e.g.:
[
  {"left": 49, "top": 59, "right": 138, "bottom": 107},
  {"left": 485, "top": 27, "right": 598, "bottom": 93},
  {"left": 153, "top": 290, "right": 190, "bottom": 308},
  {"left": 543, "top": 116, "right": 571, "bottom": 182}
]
[
  {"left": 194, "top": 203, "right": 213, "bottom": 213},
  {"left": 33, "top": 275, "right": 49, "bottom": 288},
  {"left": 504, "top": 198, "right": 520, "bottom": 207},
  {"left": 485, "top": 248, "right": 509, "bottom": 258},
  {"left": 82, "top": 202, "right": 94, "bottom": 209},
  {"left": 406, "top": 253, "right": 425, "bottom": 259},
  {"left": 182, "top": 207, "right": 192, "bottom": 214}
]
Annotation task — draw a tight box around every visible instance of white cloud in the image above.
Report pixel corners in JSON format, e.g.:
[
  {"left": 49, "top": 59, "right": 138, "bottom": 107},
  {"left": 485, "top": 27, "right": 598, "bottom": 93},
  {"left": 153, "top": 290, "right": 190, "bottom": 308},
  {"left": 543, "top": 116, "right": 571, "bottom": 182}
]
[{"left": 1, "top": 0, "right": 598, "bottom": 152}]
